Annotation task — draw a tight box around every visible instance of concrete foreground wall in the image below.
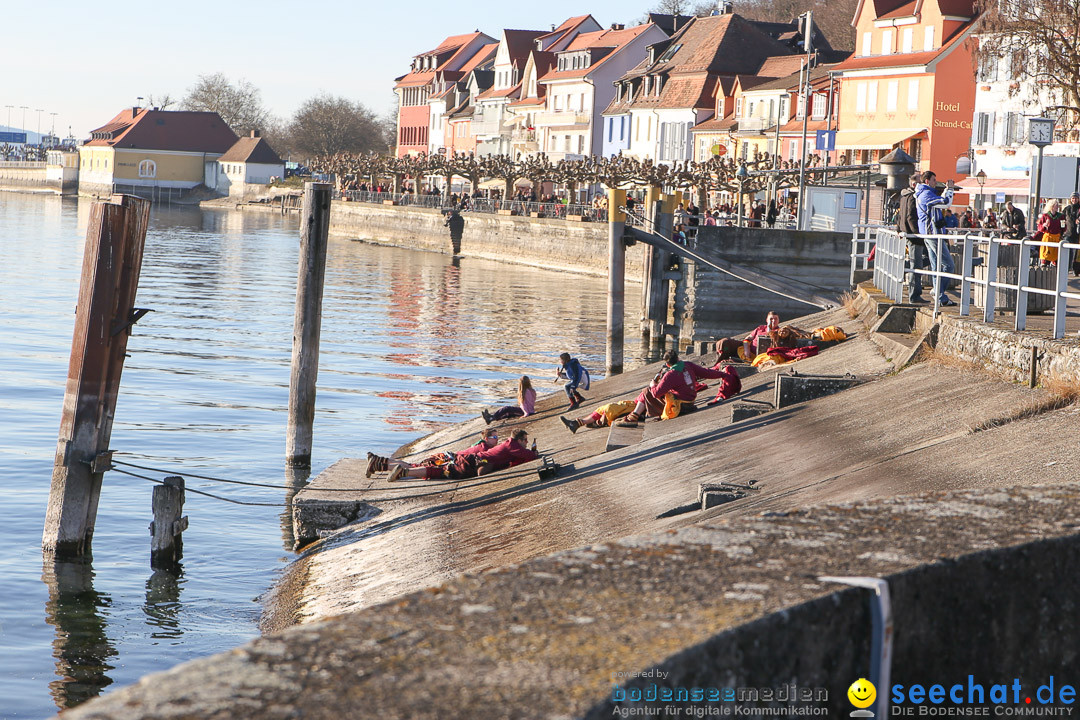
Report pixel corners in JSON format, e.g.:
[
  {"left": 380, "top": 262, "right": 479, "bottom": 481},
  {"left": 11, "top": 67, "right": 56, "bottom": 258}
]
[{"left": 56, "top": 485, "right": 1080, "bottom": 719}]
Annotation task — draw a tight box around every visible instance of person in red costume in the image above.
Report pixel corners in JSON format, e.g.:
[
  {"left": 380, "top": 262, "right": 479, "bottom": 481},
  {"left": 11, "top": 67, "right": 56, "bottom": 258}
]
[
  {"left": 617, "top": 350, "right": 729, "bottom": 425},
  {"left": 366, "top": 429, "right": 497, "bottom": 477},
  {"left": 388, "top": 428, "right": 538, "bottom": 481}
]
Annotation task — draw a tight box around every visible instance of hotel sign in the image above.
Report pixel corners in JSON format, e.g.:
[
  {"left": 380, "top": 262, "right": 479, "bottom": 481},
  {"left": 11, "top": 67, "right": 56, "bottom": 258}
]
[{"left": 933, "top": 102, "right": 972, "bottom": 129}]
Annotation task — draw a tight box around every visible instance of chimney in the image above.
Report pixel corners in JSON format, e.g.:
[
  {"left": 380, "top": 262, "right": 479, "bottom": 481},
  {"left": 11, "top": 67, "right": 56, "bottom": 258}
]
[
  {"left": 250, "top": 129, "right": 260, "bottom": 138},
  {"left": 717, "top": 0, "right": 734, "bottom": 14},
  {"left": 610, "top": 22, "right": 624, "bottom": 30}
]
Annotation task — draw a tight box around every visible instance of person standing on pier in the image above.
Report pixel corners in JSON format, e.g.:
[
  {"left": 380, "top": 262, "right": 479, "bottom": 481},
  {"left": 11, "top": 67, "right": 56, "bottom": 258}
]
[
  {"left": 555, "top": 353, "right": 589, "bottom": 410},
  {"left": 914, "top": 170, "right": 957, "bottom": 306}
]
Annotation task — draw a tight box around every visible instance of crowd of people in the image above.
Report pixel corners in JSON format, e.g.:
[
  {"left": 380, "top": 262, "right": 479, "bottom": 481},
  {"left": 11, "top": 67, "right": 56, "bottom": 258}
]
[
  {"left": 895, "top": 170, "right": 1080, "bottom": 306},
  {"left": 359, "top": 310, "right": 844, "bottom": 485}
]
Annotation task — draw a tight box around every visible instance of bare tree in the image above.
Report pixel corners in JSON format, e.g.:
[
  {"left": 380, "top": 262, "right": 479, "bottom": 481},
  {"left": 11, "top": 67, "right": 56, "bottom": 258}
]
[
  {"left": 737, "top": 0, "right": 857, "bottom": 51},
  {"left": 381, "top": 95, "right": 399, "bottom": 155},
  {"left": 977, "top": 0, "right": 1080, "bottom": 132},
  {"left": 182, "top": 73, "right": 269, "bottom": 135},
  {"left": 145, "top": 93, "right": 176, "bottom": 110},
  {"left": 288, "top": 95, "right": 381, "bottom": 158}
]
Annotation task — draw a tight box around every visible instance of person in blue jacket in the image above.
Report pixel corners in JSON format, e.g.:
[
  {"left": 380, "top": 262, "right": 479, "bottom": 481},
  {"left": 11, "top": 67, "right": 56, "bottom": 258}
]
[
  {"left": 914, "top": 170, "right": 957, "bottom": 306},
  {"left": 555, "top": 352, "right": 590, "bottom": 410}
]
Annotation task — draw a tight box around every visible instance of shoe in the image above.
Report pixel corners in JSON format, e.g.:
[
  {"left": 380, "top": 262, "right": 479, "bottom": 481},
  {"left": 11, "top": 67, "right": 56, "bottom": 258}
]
[
  {"left": 616, "top": 413, "right": 641, "bottom": 427},
  {"left": 573, "top": 391, "right": 586, "bottom": 403},
  {"left": 560, "top": 416, "right": 579, "bottom": 434},
  {"left": 481, "top": 409, "right": 492, "bottom": 425},
  {"left": 908, "top": 295, "right": 926, "bottom": 303},
  {"left": 365, "top": 453, "right": 377, "bottom": 478},
  {"left": 939, "top": 298, "right": 957, "bottom": 307},
  {"left": 387, "top": 465, "right": 406, "bottom": 483},
  {"left": 568, "top": 398, "right": 580, "bottom": 410}
]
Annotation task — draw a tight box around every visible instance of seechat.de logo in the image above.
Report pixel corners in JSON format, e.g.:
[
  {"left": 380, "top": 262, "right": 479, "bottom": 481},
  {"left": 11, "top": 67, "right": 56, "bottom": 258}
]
[{"left": 849, "top": 678, "right": 877, "bottom": 718}]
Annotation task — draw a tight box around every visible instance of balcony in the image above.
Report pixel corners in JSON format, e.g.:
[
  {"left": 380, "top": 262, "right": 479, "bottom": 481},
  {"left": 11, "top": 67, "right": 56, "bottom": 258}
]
[
  {"left": 511, "top": 128, "right": 537, "bottom": 142},
  {"left": 534, "top": 111, "right": 591, "bottom": 127},
  {"left": 471, "top": 118, "right": 506, "bottom": 137},
  {"left": 737, "top": 116, "right": 775, "bottom": 133}
]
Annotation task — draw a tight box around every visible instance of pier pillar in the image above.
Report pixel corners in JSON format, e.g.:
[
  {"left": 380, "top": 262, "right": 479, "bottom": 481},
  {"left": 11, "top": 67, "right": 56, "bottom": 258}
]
[
  {"left": 606, "top": 188, "right": 627, "bottom": 376},
  {"left": 643, "top": 194, "right": 674, "bottom": 347},
  {"left": 287, "top": 182, "right": 332, "bottom": 466},
  {"left": 43, "top": 195, "right": 151, "bottom": 558}
]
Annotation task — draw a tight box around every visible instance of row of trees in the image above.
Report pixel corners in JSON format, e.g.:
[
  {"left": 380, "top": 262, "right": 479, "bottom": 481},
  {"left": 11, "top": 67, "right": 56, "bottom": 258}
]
[
  {"left": 312, "top": 149, "right": 848, "bottom": 199},
  {"left": 158, "top": 73, "right": 393, "bottom": 159}
]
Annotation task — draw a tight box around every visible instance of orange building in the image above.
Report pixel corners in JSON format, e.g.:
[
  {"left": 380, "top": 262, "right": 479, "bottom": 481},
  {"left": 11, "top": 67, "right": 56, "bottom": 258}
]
[{"left": 831, "top": 0, "right": 979, "bottom": 181}]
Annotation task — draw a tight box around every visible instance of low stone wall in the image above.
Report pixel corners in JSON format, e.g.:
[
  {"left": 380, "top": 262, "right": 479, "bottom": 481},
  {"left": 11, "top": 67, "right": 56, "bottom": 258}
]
[
  {"left": 330, "top": 200, "right": 644, "bottom": 278},
  {"left": 0, "top": 164, "right": 60, "bottom": 193},
  {"left": 937, "top": 314, "right": 1080, "bottom": 385}
]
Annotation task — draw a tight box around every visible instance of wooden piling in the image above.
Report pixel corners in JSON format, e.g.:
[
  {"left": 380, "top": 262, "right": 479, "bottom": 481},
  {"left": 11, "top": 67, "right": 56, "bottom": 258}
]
[
  {"left": 286, "top": 182, "right": 332, "bottom": 466},
  {"left": 43, "top": 195, "right": 151, "bottom": 558},
  {"left": 642, "top": 193, "right": 674, "bottom": 344},
  {"left": 606, "top": 188, "right": 627, "bottom": 376},
  {"left": 150, "top": 476, "right": 187, "bottom": 569}
]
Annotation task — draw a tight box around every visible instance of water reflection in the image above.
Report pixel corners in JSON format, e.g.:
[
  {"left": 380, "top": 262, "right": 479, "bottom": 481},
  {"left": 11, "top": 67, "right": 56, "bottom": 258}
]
[
  {"left": 144, "top": 569, "right": 184, "bottom": 640},
  {"left": 41, "top": 557, "right": 117, "bottom": 711}
]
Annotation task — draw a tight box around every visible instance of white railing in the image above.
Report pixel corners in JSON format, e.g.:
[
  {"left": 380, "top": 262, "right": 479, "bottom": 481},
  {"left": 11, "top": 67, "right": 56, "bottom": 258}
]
[{"left": 854, "top": 224, "right": 1080, "bottom": 339}]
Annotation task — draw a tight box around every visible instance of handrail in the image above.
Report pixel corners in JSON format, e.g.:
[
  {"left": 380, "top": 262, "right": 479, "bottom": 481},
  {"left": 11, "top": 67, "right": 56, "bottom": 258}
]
[{"left": 852, "top": 224, "right": 1080, "bottom": 339}]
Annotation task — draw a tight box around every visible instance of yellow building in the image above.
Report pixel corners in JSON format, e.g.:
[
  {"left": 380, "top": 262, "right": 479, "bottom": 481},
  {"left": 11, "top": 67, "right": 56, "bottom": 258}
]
[
  {"left": 831, "top": 0, "right": 979, "bottom": 179},
  {"left": 79, "top": 107, "right": 239, "bottom": 199}
]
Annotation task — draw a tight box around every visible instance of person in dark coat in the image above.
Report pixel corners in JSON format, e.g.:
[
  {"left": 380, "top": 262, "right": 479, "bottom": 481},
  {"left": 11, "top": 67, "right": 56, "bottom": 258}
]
[
  {"left": 1002, "top": 201, "right": 1026, "bottom": 240},
  {"left": 1064, "top": 192, "right": 1080, "bottom": 275},
  {"left": 444, "top": 210, "right": 465, "bottom": 254},
  {"left": 896, "top": 177, "right": 927, "bottom": 303}
]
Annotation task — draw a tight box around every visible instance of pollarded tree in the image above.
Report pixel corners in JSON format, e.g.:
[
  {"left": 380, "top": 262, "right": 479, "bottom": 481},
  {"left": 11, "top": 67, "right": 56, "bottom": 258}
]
[
  {"left": 182, "top": 73, "right": 269, "bottom": 136},
  {"left": 977, "top": 0, "right": 1080, "bottom": 134},
  {"left": 289, "top": 95, "right": 382, "bottom": 158}
]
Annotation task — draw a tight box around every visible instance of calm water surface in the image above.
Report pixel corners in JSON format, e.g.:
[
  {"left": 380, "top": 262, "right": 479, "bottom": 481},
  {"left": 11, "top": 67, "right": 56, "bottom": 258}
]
[{"left": 0, "top": 192, "right": 653, "bottom": 718}]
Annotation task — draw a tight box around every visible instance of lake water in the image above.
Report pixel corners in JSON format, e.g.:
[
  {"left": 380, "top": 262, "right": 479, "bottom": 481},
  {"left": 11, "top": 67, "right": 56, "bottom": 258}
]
[{"left": 0, "top": 192, "right": 660, "bottom": 719}]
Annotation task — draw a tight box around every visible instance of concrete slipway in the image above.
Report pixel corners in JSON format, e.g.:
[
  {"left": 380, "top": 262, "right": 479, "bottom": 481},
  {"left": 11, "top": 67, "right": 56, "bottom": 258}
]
[{"left": 58, "top": 297, "right": 1080, "bottom": 719}]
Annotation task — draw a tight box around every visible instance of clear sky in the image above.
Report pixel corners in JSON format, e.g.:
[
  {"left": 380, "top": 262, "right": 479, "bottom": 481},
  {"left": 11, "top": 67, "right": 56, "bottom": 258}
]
[{"left": 2, "top": 0, "right": 646, "bottom": 140}]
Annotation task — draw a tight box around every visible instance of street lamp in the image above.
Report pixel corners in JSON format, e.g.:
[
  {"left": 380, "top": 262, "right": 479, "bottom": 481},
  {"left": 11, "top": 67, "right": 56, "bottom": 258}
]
[
  {"left": 736, "top": 163, "right": 749, "bottom": 227},
  {"left": 975, "top": 169, "right": 986, "bottom": 219}
]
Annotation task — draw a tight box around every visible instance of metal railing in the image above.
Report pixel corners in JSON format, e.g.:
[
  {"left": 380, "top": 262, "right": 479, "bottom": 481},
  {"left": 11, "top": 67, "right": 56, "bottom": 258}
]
[
  {"left": 338, "top": 190, "right": 607, "bottom": 222},
  {"left": 854, "top": 224, "right": 1080, "bottom": 339}
]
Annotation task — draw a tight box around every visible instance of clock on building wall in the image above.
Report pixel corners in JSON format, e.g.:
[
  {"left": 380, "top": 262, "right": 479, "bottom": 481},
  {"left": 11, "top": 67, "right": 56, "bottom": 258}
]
[{"left": 1028, "top": 118, "right": 1055, "bottom": 146}]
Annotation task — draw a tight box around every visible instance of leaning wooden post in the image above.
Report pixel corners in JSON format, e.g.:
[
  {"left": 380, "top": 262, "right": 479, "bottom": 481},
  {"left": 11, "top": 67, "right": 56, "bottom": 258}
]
[
  {"left": 150, "top": 476, "right": 187, "bottom": 569},
  {"left": 43, "top": 195, "right": 151, "bottom": 558},
  {"left": 606, "top": 188, "right": 627, "bottom": 376},
  {"left": 286, "top": 182, "right": 332, "bottom": 466}
]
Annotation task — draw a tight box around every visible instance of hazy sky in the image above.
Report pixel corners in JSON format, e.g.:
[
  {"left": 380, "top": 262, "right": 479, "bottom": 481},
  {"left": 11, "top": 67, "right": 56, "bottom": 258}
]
[{"left": 2, "top": 0, "right": 644, "bottom": 139}]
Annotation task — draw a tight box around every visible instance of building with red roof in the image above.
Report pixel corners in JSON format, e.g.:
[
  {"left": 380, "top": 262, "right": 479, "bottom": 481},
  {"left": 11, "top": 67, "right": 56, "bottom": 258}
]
[
  {"left": 216, "top": 130, "right": 285, "bottom": 198},
  {"left": 78, "top": 106, "right": 239, "bottom": 198},
  {"left": 394, "top": 31, "right": 496, "bottom": 157},
  {"left": 830, "top": 0, "right": 980, "bottom": 180}
]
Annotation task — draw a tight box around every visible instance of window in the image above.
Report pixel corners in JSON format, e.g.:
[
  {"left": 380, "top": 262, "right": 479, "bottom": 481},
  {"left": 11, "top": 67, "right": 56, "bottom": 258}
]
[
  {"left": 644, "top": 76, "right": 651, "bottom": 95},
  {"left": 812, "top": 93, "right": 827, "bottom": 119},
  {"left": 620, "top": 116, "right": 626, "bottom": 140},
  {"left": 655, "top": 77, "right": 662, "bottom": 96},
  {"left": 882, "top": 29, "right": 894, "bottom": 54},
  {"left": 909, "top": 139, "right": 922, "bottom": 162},
  {"left": 902, "top": 28, "right": 913, "bottom": 53},
  {"left": 555, "top": 95, "right": 562, "bottom": 111},
  {"left": 867, "top": 81, "right": 878, "bottom": 112},
  {"left": 608, "top": 118, "right": 613, "bottom": 142},
  {"left": 856, "top": 82, "right": 867, "bottom": 112},
  {"left": 735, "top": 97, "right": 742, "bottom": 117},
  {"left": 578, "top": 135, "right": 584, "bottom": 153},
  {"left": 886, "top": 80, "right": 899, "bottom": 112},
  {"left": 907, "top": 79, "right": 919, "bottom": 111},
  {"left": 564, "top": 134, "right": 571, "bottom": 152},
  {"left": 862, "top": 32, "right": 872, "bottom": 56},
  {"left": 1004, "top": 112, "right": 1022, "bottom": 145},
  {"left": 635, "top": 116, "right": 640, "bottom": 141},
  {"left": 580, "top": 93, "right": 587, "bottom": 112},
  {"left": 658, "top": 42, "right": 682, "bottom": 62},
  {"left": 975, "top": 112, "right": 995, "bottom": 144},
  {"left": 977, "top": 53, "right": 998, "bottom": 82},
  {"left": 924, "top": 26, "right": 934, "bottom": 51},
  {"left": 795, "top": 93, "right": 805, "bottom": 119},
  {"left": 646, "top": 116, "right": 652, "bottom": 141}
]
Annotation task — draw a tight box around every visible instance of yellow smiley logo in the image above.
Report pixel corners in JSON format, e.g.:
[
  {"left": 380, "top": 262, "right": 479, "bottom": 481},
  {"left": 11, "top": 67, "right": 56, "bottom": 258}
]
[{"left": 848, "top": 678, "right": 876, "bottom": 709}]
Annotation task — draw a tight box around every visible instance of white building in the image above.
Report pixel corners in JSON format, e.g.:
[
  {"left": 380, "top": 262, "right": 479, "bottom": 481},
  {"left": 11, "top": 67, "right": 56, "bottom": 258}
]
[{"left": 216, "top": 131, "right": 285, "bottom": 198}]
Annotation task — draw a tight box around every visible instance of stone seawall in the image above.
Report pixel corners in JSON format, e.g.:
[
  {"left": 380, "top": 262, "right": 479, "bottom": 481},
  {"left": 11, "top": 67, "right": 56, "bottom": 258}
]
[
  {"left": 330, "top": 201, "right": 646, "bottom": 278},
  {"left": 0, "top": 165, "right": 62, "bottom": 194},
  {"left": 330, "top": 202, "right": 854, "bottom": 341}
]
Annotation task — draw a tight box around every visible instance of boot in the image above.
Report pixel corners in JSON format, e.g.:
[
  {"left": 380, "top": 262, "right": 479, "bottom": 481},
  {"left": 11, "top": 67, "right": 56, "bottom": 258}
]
[
  {"left": 560, "top": 416, "right": 579, "bottom": 434},
  {"left": 366, "top": 453, "right": 389, "bottom": 477},
  {"left": 481, "top": 409, "right": 492, "bottom": 425}
]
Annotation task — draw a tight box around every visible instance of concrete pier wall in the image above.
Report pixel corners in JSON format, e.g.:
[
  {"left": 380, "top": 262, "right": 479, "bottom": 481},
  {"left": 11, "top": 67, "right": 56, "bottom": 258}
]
[
  {"left": 329, "top": 202, "right": 853, "bottom": 341},
  {"left": 0, "top": 162, "right": 71, "bottom": 194}
]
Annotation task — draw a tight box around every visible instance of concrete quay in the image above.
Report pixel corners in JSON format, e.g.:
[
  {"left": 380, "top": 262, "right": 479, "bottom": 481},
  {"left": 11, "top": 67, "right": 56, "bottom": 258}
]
[{"left": 57, "top": 290, "right": 1080, "bottom": 719}]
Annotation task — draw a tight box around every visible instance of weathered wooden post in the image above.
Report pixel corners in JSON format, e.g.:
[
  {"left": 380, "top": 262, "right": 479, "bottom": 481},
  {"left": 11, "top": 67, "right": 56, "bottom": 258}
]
[
  {"left": 606, "top": 188, "right": 627, "bottom": 376},
  {"left": 150, "top": 476, "right": 187, "bottom": 569},
  {"left": 43, "top": 195, "right": 151, "bottom": 558},
  {"left": 643, "top": 193, "right": 674, "bottom": 346},
  {"left": 286, "top": 182, "right": 332, "bottom": 466}
]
